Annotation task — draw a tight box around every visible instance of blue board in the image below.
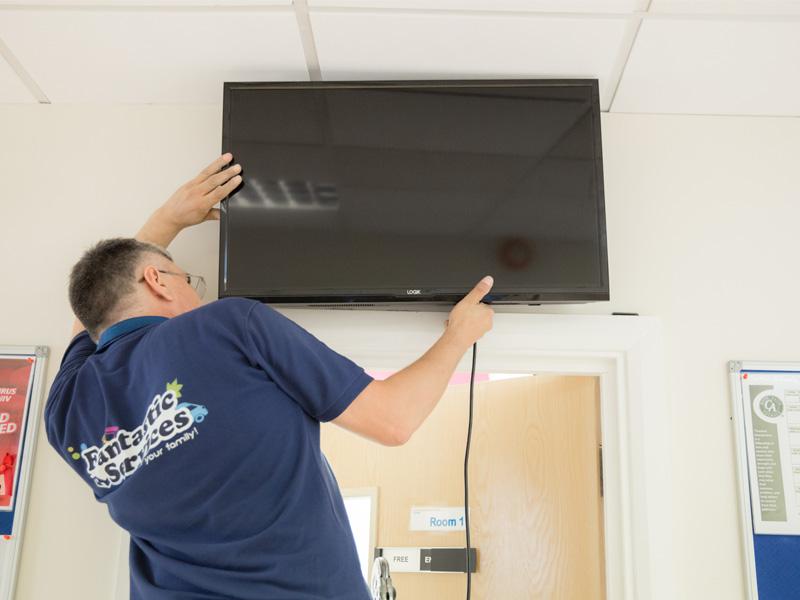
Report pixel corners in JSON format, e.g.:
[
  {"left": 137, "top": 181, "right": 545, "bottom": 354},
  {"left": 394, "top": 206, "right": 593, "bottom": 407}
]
[{"left": 752, "top": 533, "right": 800, "bottom": 599}]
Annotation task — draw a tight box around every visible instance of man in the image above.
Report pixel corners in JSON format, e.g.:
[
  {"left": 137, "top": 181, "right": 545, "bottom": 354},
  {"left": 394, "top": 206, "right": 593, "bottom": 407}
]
[{"left": 45, "top": 154, "right": 494, "bottom": 599}]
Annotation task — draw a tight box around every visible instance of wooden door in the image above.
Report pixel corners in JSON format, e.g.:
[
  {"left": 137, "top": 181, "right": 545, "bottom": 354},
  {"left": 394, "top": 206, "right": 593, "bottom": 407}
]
[{"left": 321, "top": 374, "right": 605, "bottom": 599}]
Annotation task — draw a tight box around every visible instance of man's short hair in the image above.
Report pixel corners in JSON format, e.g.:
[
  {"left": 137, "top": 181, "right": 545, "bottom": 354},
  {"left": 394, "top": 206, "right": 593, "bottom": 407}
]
[{"left": 69, "top": 238, "right": 172, "bottom": 341}]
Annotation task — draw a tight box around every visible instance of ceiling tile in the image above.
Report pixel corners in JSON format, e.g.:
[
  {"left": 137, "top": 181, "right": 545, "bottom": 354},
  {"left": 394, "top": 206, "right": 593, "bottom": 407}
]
[
  {"left": 0, "top": 0, "right": 291, "bottom": 4},
  {"left": 651, "top": 1, "right": 800, "bottom": 16},
  {"left": 310, "top": 11, "right": 632, "bottom": 110},
  {"left": 612, "top": 18, "right": 800, "bottom": 116},
  {"left": 0, "top": 52, "right": 37, "bottom": 103},
  {"left": 308, "top": 0, "right": 646, "bottom": 12},
  {"left": 0, "top": 8, "right": 309, "bottom": 104}
]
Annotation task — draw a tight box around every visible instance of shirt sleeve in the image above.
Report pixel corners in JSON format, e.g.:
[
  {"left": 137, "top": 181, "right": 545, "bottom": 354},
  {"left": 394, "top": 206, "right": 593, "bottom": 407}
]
[
  {"left": 60, "top": 331, "right": 96, "bottom": 370},
  {"left": 242, "top": 301, "right": 374, "bottom": 422},
  {"left": 44, "top": 331, "right": 97, "bottom": 447}
]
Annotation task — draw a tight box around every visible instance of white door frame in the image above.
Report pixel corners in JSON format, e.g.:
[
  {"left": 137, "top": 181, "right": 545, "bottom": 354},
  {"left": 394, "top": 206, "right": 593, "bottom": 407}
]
[
  {"left": 289, "top": 308, "right": 672, "bottom": 600},
  {"left": 114, "top": 309, "right": 672, "bottom": 600}
]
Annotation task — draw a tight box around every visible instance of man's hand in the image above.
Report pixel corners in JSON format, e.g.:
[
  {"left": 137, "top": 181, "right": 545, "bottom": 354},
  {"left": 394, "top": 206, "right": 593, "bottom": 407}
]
[
  {"left": 442, "top": 275, "right": 495, "bottom": 350},
  {"left": 334, "top": 276, "right": 495, "bottom": 446},
  {"left": 69, "top": 155, "right": 243, "bottom": 340},
  {"left": 136, "top": 153, "right": 242, "bottom": 248}
]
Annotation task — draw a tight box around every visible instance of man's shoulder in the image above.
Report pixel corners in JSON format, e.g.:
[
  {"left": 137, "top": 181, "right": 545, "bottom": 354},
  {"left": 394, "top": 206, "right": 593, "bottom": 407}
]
[
  {"left": 188, "top": 296, "right": 260, "bottom": 319},
  {"left": 167, "top": 297, "right": 273, "bottom": 336}
]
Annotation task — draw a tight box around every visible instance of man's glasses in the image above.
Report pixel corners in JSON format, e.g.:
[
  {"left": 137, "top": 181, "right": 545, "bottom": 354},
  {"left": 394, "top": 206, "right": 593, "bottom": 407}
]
[{"left": 140, "top": 269, "right": 206, "bottom": 299}]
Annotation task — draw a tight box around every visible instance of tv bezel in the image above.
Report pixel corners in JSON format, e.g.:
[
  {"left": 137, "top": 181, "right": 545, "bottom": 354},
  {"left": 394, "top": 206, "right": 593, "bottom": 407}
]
[{"left": 220, "top": 78, "right": 609, "bottom": 307}]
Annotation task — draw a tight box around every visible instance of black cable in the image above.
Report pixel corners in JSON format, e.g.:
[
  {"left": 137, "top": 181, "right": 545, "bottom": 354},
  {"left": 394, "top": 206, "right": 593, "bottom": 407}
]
[{"left": 464, "top": 341, "right": 477, "bottom": 599}]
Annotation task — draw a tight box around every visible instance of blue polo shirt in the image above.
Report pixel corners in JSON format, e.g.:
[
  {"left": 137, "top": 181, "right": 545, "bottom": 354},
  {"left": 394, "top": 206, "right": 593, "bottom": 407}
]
[{"left": 44, "top": 297, "right": 374, "bottom": 599}]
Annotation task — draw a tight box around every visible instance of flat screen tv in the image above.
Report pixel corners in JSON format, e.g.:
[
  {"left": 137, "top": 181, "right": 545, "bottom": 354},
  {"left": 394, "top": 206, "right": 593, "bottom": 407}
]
[{"left": 220, "top": 79, "right": 608, "bottom": 308}]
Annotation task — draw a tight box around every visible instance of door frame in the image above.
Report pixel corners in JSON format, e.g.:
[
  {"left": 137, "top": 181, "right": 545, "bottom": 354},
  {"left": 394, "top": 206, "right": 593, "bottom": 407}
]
[
  {"left": 286, "top": 308, "right": 671, "bottom": 600},
  {"left": 112, "top": 309, "right": 671, "bottom": 600}
]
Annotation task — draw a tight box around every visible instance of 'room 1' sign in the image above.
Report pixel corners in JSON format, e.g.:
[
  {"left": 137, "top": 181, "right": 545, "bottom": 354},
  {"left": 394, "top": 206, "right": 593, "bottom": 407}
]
[{"left": 410, "top": 507, "right": 467, "bottom": 532}]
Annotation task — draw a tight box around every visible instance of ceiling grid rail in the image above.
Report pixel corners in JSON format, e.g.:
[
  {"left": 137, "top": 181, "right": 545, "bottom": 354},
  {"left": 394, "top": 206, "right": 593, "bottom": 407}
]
[
  {"left": 293, "top": 0, "right": 323, "bottom": 81},
  {"left": 608, "top": 0, "right": 653, "bottom": 113},
  {"left": 0, "top": 34, "right": 48, "bottom": 103}
]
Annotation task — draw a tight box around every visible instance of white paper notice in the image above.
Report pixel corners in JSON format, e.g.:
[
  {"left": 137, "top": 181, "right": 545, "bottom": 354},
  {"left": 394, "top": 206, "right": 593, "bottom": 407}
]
[{"left": 741, "top": 371, "right": 800, "bottom": 535}]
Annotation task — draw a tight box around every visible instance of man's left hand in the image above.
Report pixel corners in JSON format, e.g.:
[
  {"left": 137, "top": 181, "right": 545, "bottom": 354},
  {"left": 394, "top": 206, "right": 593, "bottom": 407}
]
[
  {"left": 136, "top": 153, "right": 242, "bottom": 248},
  {"left": 71, "top": 154, "right": 242, "bottom": 339}
]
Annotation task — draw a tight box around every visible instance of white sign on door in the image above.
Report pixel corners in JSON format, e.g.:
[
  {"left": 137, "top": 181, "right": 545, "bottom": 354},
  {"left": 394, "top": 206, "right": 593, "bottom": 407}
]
[{"left": 410, "top": 507, "right": 466, "bottom": 532}]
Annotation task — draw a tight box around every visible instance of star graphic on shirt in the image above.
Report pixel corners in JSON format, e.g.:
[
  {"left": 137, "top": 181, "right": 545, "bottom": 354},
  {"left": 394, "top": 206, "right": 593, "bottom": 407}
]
[{"left": 166, "top": 378, "right": 183, "bottom": 399}]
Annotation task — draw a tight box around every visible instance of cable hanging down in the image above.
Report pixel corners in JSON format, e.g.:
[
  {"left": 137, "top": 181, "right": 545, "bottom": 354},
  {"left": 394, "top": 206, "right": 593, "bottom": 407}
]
[{"left": 464, "top": 342, "right": 477, "bottom": 600}]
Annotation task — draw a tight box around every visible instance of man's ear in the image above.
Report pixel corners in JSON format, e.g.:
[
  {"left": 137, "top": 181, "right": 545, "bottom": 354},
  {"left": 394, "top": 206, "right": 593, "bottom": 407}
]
[{"left": 141, "top": 265, "right": 174, "bottom": 302}]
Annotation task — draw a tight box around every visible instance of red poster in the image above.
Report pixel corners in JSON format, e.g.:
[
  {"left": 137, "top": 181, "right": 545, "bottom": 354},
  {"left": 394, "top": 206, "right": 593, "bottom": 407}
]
[{"left": 0, "top": 358, "right": 34, "bottom": 510}]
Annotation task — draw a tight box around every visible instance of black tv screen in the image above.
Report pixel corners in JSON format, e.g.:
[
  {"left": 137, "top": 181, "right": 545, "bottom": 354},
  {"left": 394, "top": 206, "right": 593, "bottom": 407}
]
[{"left": 220, "top": 79, "right": 608, "bottom": 307}]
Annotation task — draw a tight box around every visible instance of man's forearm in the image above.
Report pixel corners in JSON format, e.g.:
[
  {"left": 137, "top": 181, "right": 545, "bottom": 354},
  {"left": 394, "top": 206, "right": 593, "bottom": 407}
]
[
  {"left": 381, "top": 331, "right": 471, "bottom": 440},
  {"left": 67, "top": 154, "right": 235, "bottom": 342},
  {"left": 135, "top": 208, "right": 181, "bottom": 248}
]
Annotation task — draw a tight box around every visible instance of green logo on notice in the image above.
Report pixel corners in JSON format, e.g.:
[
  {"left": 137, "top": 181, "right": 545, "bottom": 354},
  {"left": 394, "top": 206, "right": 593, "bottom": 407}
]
[{"left": 759, "top": 395, "right": 784, "bottom": 418}]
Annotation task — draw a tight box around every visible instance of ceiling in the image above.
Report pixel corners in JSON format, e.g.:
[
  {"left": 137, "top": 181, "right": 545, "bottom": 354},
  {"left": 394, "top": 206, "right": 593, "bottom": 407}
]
[{"left": 0, "top": 0, "right": 798, "bottom": 115}]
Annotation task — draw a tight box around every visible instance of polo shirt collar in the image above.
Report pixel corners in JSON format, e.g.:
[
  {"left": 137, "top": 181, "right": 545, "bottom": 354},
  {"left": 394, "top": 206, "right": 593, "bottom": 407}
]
[{"left": 96, "top": 316, "right": 168, "bottom": 352}]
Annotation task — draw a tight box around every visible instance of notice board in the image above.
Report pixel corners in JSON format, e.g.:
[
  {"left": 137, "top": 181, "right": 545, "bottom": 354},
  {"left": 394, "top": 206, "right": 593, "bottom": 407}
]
[
  {"left": 730, "top": 361, "right": 800, "bottom": 600},
  {"left": 0, "top": 346, "right": 48, "bottom": 600}
]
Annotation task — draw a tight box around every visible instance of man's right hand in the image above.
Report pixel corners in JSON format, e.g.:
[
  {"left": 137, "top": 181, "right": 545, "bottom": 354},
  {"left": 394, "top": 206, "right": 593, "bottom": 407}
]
[
  {"left": 335, "top": 275, "right": 496, "bottom": 446},
  {"left": 443, "top": 275, "right": 495, "bottom": 349}
]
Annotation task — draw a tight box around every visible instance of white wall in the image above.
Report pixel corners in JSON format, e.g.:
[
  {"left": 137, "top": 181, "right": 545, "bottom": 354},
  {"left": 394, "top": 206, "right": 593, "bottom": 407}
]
[{"left": 1, "top": 104, "right": 797, "bottom": 599}]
